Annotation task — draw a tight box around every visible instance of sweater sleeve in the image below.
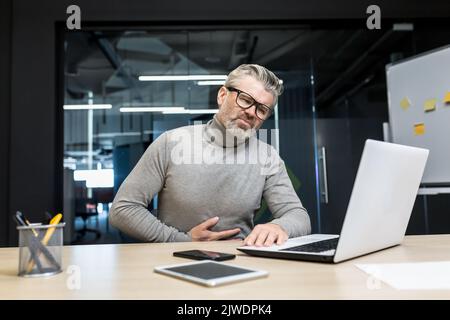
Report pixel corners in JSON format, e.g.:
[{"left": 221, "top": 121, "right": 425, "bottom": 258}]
[
  {"left": 109, "top": 132, "right": 191, "bottom": 242},
  {"left": 262, "top": 147, "right": 311, "bottom": 238}
]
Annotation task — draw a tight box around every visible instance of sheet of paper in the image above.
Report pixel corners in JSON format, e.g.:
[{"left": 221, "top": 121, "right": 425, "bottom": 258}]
[
  {"left": 400, "top": 97, "right": 411, "bottom": 110},
  {"left": 444, "top": 92, "right": 450, "bottom": 104},
  {"left": 356, "top": 261, "right": 450, "bottom": 290},
  {"left": 414, "top": 123, "right": 425, "bottom": 136},
  {"left": 423, "top": 98, "right": 437, "bottom": 112}
]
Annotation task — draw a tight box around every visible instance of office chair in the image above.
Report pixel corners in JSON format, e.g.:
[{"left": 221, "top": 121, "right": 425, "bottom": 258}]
[{"left": 75, "top": 199, "right": 101, "bottom": 241}]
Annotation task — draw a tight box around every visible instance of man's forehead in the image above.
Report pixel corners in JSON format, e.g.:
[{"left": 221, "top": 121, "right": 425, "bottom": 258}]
[{"left": 234, "top": 76, "right": 275, "bottom": 106}]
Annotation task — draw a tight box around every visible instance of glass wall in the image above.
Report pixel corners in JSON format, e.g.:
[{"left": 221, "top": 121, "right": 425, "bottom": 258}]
[{"left": 63, "top": 23, "right": 450, "bottom": 244}]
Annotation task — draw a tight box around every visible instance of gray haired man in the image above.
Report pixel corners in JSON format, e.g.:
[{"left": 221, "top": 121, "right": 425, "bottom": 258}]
[{"left": 110, "top": 64, "right": 311, "bottom": 246}]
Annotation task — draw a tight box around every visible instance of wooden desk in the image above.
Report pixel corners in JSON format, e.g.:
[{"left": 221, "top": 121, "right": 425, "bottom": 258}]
[{"left": 1, "top": 235, "right": 450, "bottom": 299}]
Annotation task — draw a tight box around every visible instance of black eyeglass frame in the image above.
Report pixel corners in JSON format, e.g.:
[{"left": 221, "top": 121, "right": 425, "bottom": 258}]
[{"left": 225, "top": 86, "right": 274, "bottom": 120}]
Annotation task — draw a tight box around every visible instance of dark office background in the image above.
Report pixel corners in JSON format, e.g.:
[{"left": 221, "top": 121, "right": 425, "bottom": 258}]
[{"left": 1, "top": 0, "right": 450, "bottom": 247}]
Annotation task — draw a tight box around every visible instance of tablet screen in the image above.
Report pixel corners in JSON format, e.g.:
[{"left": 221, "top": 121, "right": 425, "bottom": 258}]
[{"left": 164, "top": 262, "right": 254, "bottom": 280}]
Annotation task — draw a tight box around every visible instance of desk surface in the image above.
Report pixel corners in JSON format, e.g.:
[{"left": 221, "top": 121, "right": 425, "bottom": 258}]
[{"left": 1, "top": 235, "right": 450, "bottom": 299}]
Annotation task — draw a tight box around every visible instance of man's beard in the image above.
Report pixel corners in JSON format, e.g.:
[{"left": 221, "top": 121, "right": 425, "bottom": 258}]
[{"left": 224, "top": 118, "right": 256, "bottom": 140}]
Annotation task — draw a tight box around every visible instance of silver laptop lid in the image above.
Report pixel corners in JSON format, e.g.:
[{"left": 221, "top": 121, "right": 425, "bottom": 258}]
[{"left": 334, "top": 139, "right": 429, "bottom": 263}]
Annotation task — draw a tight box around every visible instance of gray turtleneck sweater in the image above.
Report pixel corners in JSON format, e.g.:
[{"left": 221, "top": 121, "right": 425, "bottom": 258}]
[{"left": 109, "top": 116, "right": 311, "bottom": 242}]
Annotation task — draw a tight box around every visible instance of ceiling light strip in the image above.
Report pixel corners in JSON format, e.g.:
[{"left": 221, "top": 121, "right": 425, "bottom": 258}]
[
  {"left": 138, "top": 75, "right": 227, "bottom": 81},
  {"left": 63, "top": 104, "right": 112, "bottom": 110}
]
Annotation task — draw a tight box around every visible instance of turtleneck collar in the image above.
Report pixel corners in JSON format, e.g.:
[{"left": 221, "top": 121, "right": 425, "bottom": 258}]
[{"left": 204, "top": 115, "right": 251, "bottom": 148}]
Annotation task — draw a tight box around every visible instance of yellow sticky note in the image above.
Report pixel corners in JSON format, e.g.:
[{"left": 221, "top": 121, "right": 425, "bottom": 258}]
[
  {"left": 444, "top": 92, "right": 450, "bottom": 104},
  {"left": 424, "top": 99, "right": 437, "bottom": 112},
  {"left": 400, "top": 97, "right": 411, "bottom": 110},
  {"left": 414, "top": 123, "right": 425, "bottom": 136}
]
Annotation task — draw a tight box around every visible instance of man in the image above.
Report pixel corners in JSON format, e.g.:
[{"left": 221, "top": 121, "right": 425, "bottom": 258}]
[{"left": 109, "top": 64, "right": 311, "bottom": 247}]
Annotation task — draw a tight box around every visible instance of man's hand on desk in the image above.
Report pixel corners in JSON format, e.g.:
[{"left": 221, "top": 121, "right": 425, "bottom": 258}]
[
  {"left": 189, "top": 216, "right": 241, "bottom": 241},
  {"left": 244, "top": 223, "right": 288, "bottom": 247}
]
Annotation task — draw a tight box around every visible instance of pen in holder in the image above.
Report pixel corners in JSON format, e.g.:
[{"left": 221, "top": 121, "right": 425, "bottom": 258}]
[{"left": 17, "top": 222, "right": 65, "bottom": 277}]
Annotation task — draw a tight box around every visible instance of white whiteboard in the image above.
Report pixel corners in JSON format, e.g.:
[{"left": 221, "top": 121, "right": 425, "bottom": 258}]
[{"left": 386, "top": 45, "right": 450, "bottom": 185}]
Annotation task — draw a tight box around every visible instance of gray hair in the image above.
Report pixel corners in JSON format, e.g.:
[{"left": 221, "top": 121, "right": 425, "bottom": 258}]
[{"left": 224, "top": 64, "right": 283, "bottom": 106}]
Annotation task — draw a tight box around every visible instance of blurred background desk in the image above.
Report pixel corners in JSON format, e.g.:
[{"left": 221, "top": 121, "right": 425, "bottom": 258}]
[{"left": 0, "top": 235, "right": 450, "bottom": 299}]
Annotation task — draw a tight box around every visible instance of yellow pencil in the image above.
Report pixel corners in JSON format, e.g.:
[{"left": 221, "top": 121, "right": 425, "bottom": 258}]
[{"left": 41, "top": 213, "right": 63, "bottom": 245}]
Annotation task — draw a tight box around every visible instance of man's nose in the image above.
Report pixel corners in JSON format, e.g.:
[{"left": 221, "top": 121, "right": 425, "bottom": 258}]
[{"left": 244, "top": 105, "right": 257, "bottom": 118}]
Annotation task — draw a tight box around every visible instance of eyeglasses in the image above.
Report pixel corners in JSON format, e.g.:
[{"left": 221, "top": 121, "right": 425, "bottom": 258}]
[{"left": 226, "top": 87, "right": 273, "bottom": 120}]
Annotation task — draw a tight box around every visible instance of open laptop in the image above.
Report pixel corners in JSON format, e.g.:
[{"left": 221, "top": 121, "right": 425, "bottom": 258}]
[{"left": 238, "top": 139, "right": 429, "bottom": 263}]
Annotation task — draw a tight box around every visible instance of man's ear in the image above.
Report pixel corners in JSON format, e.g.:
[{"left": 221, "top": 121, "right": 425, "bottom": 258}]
[{"left": 217, "top": 86, "right": 227, "bottom": 107}]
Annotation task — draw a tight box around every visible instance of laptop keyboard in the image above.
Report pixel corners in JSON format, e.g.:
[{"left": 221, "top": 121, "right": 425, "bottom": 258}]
[{"left": 282, "top": 237, "right": 339, "bottom": 253}]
